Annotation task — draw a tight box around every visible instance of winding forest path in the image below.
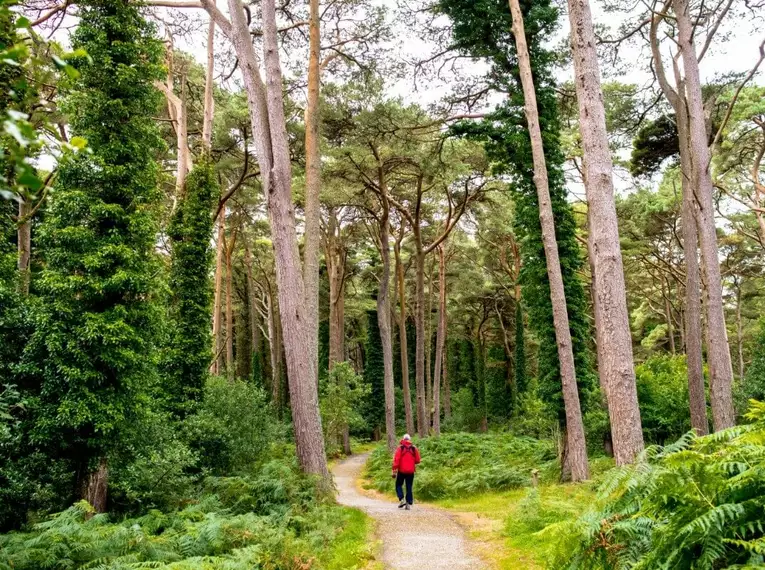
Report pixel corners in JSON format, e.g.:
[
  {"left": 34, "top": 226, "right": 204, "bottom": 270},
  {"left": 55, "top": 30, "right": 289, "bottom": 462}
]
[{"left": 333, "top": 454, "right": 485, "bottom": 570}]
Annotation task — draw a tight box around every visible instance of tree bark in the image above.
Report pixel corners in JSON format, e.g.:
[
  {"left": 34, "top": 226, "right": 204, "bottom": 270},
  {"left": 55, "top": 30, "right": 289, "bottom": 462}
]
[
  {"left": 85, "top": 458, "right": 108, "bottom": 514},
  {"left": 443, "top": 335, "right": 451, "bottom": 419},
  {"left": 425, "top": 254, "right": 436, "bottom": 425},
  {"left": 225, "top": 229, "right": 236, "bottom": 380},
  {"left": 675, "top": 0, "right": 735, "bottom": 430},
  {"left": 17, "top": 200, "right": 31, "bottom": 295},
  {"left": 509, "top": 0, "right": 589, "bottom": 481},
  {"left": 244, "top": 246, "right": 261, "bottom": 382},
  {"left": 202, "top": 12, "right": 215, "bottom": 150},
  {"left": 432, "top": 245, "right": 447, "bottom": 435},
  {"left": 566, "top": 0, "right": 643, "bottom": 465},
  {"left": 395, "top": 235, "right": 415, "bottom": 435},
  {"left": 651, "top": 14, "right": 708, "bottom": 436},
  {"left": 267, "top": 290, "right": 283, "bottom": 406},
  {"left": 303, "top": 0, "right": 321, "bottom": 389},
  {"left": 211, "top": 217, "right": 225, "bottom": 375},
  {"left": 414, "top": 247, "right": 428, "bottom": 436},
  {"left": 736, "top": 283, "right": 744, "bottom": 380},
  {"left": 212, "top": 0, "right": 329, "bottom": 483}
]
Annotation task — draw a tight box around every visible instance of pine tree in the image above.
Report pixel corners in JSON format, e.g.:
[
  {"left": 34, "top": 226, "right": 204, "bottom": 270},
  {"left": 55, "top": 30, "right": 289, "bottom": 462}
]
[
  {"left": 166, "top": 159, "right": 218, "bottom": 414},
  {"left": 441, "top": 0, "right": 596, "bottom": 424},
  {"left": 515, "top": 302, "right": 527, "bottom": 396},
  {"left": 24, "top": 0, "right": 164, "bottom": 510}
]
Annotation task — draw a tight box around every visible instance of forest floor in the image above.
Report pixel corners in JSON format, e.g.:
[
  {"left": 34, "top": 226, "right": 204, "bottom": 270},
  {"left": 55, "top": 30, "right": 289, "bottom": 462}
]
[{"left": 333, "top": 453, "right": 485, "bottom": 569}]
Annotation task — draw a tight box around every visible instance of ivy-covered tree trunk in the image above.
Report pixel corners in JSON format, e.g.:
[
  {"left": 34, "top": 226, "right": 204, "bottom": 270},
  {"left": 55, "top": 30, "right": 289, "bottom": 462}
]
[
  {"left": 508, "top": 0, "right": 588, "bottom": 480},
  {"left": 30, "top": 0, "right": 165, "bottom": 510},
  {"left": 167, "top": 159, "right": 218, "bottom": 413}
]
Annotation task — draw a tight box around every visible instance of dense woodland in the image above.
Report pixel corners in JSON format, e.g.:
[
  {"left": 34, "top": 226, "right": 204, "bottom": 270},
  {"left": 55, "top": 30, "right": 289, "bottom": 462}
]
[{"left": 2, "top": 0, "right": 765, "bottom": 567}]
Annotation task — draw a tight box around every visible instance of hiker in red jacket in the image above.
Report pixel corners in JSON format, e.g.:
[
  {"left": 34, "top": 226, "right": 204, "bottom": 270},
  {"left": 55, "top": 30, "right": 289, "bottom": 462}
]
[{"left": 392, "top": 433, "right": 421, "bottom": 510}]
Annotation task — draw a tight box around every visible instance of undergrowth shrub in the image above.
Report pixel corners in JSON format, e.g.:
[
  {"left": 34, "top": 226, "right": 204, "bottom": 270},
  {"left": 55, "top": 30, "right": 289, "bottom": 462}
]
[
  {"left": 635, "top": 354, "right": 694, "bottom": 443},
  {"left": 0, "top": 459, "right": 355, "bottom": 570},
  {"left": 365, "top": 432, "right": 556, "bottom": 500},
  {"left": 546, "top": 400, "right": 765, "bottom": 569}
]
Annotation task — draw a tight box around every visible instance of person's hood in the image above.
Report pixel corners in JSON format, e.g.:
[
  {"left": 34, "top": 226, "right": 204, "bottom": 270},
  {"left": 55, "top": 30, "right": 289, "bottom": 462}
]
[{"left": 400, "top": 439, "right": 413, "bottom": 447}]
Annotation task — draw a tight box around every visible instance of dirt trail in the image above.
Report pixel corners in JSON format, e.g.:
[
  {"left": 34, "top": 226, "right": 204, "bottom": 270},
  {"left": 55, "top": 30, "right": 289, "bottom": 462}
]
[{"left": 333, "top": 454, "right": 485, "bottom": 570}]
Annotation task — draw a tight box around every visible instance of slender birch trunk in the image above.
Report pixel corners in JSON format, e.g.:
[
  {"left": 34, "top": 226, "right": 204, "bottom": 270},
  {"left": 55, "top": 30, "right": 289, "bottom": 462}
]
[
  {"left": 566, "top": 0, "right": 643, "bottom": 464},
  {"left": 509, "top": 0, "right": 589, "bottom": 480}
]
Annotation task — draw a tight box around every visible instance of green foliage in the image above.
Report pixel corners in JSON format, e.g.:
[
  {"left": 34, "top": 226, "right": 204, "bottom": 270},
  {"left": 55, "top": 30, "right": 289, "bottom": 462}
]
[
  {"left": 0, "top": 460, "right": 362, "bottom": 570},
  {"left": 366, "top": 432, "right": 556, "bottom": 500},
  {"left": 547, "top": 400, "right": 765, "bottom": 569},
  {"left": 321, "top": 362, "right": 370, "bottom": 455},
  {"left": 635, "top": 355, "right": 694, "bottom": 444},
  {"left": 18, "top": 0, "right": 165, "bottom": 499},
  {"left": 512, "top": 381, "right": 557, "bottom": 440},
  {"left": 629, "top": 114, "right": 678, "bottom": 177},
  {"left": 184, "top": 376, "right": 279, "bottom": 476},
  {"left": 439, "top": 0, "right": 596, "bottom": 422},
  {"left": 515, "top": 302, "right": 527, "bottom": 394},
  {"left": 741, "top": 320, "right": 765, "bottom": 412},
  {"left": 445, "top": 387, "right": 487, "bottom": 432},
  {"left": 486, "top": 344, "right": 513, "bottom": 422},
  {"left": 165, "top": 159, "right": 218, "bottom": 413}
]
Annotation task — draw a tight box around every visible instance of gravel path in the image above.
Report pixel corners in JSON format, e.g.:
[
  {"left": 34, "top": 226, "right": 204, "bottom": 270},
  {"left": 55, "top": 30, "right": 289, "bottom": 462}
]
[{"left": 333, "top": 454, "right": 485, "bottom": 570}]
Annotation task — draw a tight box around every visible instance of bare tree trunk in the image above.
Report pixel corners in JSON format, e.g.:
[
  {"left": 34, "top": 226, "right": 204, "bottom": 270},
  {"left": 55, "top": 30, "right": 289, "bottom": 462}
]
[
  {"left": 651, "top": 17, "right": 708, "bottom": 436},
  {"left": 85, "top": 458, "right": 108, "bottom": 514},
  {"left": 225, "top": 236, "right": 235, "bottom": 380},
  {"left": 395, "top": 237, "right": 415, "bottom": 435},
  {"left": 267, "top": 291, "right": 282, "bottom": 405},
  {"left": 432, "top": 245, "right": 447, "bottom": 435},
  {"left": 443, "top": 337, "right": 451, "bottom": 419},
  {"left": 414, "top": 248, "right": 428, "bottom": 437},
  {"left": 662, "top": 277, "right": 676, "bottom": 354},
  {"left": 211, "top": 218, "right": 225, "bottom": 375},
  {"left": 202, "top": 13, "right": 215, "bottom": 150},
  {"left": 676, "top": 0, "right": 735, "bottom": 431},
  {"left": 736, "top": 283, "right": 744, "bottom": 380},
  {"left": 373, "top": 156, "right": 398, "bottom": 452},
  {"left": 425, "top": 254, "right": 436, "bottom": 425},
  {"left": 303, "top": 0, "right": 321, "bottom": 389},
  {"left": 566, "top": 0, "right": 643, "bottom": 465},
  {"left": 326, "top": 212, "right": 349, "bottom": 454},
  {"left": 17, "top": 200, "right": 31, "bottom": 295},
  {"left": 509, "top": 0, "right": 589, "bottom": 481},
  {"left": 244, "top": 247, "right": 261, "bottom": 381}
]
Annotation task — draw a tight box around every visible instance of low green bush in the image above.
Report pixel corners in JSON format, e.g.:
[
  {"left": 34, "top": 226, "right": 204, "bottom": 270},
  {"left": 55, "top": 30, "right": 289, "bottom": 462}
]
[
  {"left": 0, "top": 459, "right": 361, "bottom": 570},
  {"left": 635, "top": 354, "right": 694, "bottom": 443},
  {"left": 365, "top": 431, "right": 556, "bottom": 500},
  {"left": 546, "top": 400, "right": 765, "bottom": 569}
]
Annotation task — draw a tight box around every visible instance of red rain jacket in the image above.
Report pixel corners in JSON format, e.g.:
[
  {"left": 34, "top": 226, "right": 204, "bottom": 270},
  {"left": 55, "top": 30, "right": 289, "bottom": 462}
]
[{"left": 392, "top": 439, "right": 421, "bottom": 474}]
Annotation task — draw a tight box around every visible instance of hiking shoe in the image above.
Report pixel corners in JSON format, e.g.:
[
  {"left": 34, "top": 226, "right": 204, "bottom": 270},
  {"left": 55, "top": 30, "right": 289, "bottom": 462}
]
[
  {"left": 398, "top": 500, "right": 406, "bottom": 509},
  {"left": 405, "top": 504, "right": 411, "bottom": 511}
]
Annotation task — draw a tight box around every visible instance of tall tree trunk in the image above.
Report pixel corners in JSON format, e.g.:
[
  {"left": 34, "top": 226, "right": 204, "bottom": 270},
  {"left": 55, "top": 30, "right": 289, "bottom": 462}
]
[
  {"left": 211, "top": 0, "right": 329, "bottom": 483},
  {"left": 566, "top": 0, "right": 643, "bottom": 465},
  {"left": 244, "top": 247, "right": 261, "bottom": 382},
  {"left": 202, "top": 13, "right": 215, "bottom": 150},
  {"left": 736, "top": 283, "right": 744, "bottom": 380},
  {"left": 373, "top": 153, "right": 398, "bottom": 452},
  {"left": 17, "top": 200, "right": 31, "bottom": 295},
  {"left": 432, "top": 245, "right": 447, "bottom": 435},
  {"left": 225, "top": 233, "right": 235, "bottom": 381},
  {"left": 267, "top": 291, "right": 282, "bottom": 406},
  {"left": 414, "top": 247, "right": 428, "bottom": 437},
  {"left": 652, "top": 18, "right": 708, "bottom": 436},
  {"left": 303, "top": 0, "right": 321, "bottom": 389},
  {"left": 675, "top": 0, "right": 735, "bottom": 431},
  {"left": 85, "top": 458, "right": 109, "bottom": 514},
  {"left": 443, "top": 336, "right": 451, "bottom": 419},
  {"left": 395, "top": 237, "right": 415, "bottom": 434},
  {"left": 326, "top": 213, "right": 350, "bottom": 455},
  {"left": 662, "top": 277, "right": 676, "bottom": 354},
  {"left": 509, "top": 0, "right": 589, "bottom": 481},
  {"left": 425, "top": 254, "right": 436, "bottom": 425},
  {"left": 211, "top": 217, "right": 225, "bottom": 375}
]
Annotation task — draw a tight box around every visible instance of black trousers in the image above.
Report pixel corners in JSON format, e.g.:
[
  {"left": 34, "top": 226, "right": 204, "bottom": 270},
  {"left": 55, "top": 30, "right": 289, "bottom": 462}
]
[{"left": 395, "top": 472, "right": 415, "bottom": 505}]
